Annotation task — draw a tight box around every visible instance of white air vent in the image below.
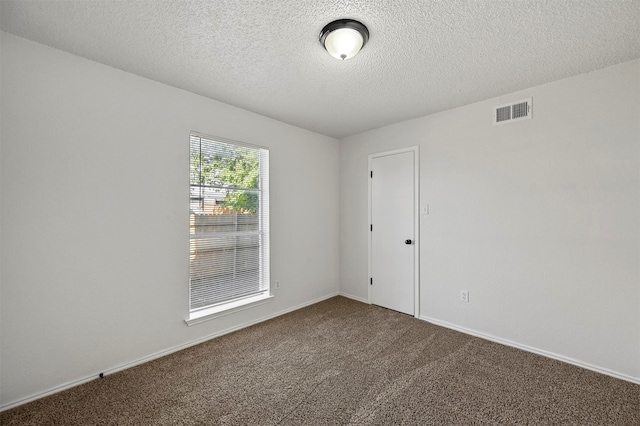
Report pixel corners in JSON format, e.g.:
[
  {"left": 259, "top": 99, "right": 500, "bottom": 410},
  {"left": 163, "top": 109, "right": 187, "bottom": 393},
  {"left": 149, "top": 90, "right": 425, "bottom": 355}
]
[{"left": 493, "top": 98, "right": 532, "bottom": 125}]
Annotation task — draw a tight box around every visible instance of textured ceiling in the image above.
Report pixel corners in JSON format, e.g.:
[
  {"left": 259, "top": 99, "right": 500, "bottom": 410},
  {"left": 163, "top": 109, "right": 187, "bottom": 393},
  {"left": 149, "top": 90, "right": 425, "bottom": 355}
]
[{"left": 1, "top": 0, "right": 639, "bottom": 139}]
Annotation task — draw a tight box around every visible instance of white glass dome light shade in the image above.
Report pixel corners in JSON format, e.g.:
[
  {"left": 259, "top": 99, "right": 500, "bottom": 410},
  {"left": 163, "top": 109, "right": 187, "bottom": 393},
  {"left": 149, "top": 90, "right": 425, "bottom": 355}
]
[
  {"left": 324, "top": 28, "right": 364, "bottom": 60},
  {"left": 320, "top": 19, "right": 369, "bottom": 60}
]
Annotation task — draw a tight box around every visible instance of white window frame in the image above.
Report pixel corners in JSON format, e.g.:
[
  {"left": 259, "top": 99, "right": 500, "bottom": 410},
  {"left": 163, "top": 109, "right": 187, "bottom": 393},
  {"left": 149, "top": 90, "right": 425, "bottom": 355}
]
[{"left": 186, "top": 132, "right": 271, "bottom": 326}]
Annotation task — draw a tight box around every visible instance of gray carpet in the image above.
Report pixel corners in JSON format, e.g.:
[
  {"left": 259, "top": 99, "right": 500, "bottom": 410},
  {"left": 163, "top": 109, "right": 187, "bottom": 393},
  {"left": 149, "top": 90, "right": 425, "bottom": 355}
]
[{"left": 2, "top": 296, "right": 639, "bottom": 425}]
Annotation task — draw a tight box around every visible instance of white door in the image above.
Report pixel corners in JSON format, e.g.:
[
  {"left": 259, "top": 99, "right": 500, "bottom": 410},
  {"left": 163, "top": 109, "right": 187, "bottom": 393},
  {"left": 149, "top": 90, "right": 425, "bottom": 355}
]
[{"left": 369, "top": 149, "right": 417, "bottom": 316}]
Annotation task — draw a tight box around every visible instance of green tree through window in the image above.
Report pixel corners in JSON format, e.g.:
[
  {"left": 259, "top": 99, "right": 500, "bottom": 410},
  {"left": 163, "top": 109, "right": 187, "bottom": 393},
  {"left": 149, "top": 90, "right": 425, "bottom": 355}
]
[{"left": 190, "top": 143, "right": 259, "bottom": 213}]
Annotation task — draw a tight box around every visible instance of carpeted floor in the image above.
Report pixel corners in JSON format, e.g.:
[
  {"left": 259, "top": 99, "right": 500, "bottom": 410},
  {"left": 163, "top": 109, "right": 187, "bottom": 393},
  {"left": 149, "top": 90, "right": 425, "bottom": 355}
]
[{"left": 2, "top": 296, "right": 639, "bottom": 425}]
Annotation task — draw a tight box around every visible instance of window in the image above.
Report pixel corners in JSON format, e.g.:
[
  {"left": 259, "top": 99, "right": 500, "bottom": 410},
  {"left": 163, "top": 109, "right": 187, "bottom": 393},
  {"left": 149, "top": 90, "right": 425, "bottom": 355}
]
[{"left": 188, "top": 133, "right": 270, "bottom": 322}]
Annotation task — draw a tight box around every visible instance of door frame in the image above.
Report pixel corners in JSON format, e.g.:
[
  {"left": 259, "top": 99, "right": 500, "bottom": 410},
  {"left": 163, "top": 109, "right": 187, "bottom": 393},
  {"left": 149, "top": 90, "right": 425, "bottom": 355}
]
[{"left": 368, "top": 146, "right": 420, "bottom": 318}]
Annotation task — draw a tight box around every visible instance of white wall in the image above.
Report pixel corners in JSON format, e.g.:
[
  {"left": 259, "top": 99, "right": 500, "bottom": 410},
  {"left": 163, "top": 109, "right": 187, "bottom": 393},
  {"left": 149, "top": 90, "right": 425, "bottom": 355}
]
[
  {"left": 0, "top": 32, "right": 339, "bottom": 408},
  {"left": 340, "top": 59, "right": 640, "bottom": 381}
]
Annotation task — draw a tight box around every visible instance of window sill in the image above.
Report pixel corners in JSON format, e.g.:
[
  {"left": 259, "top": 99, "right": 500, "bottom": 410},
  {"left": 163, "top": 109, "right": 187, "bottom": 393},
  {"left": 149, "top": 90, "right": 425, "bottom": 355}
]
[{"left": 185, "top": 293, "right": 274, "bottom": 327}]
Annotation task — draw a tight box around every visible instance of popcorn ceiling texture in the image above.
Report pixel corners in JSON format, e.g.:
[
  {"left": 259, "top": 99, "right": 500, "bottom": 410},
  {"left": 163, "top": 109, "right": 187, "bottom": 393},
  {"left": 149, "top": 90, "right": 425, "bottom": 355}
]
[{"left": 1, "top": 0, "right": 639, "bottom": 138}]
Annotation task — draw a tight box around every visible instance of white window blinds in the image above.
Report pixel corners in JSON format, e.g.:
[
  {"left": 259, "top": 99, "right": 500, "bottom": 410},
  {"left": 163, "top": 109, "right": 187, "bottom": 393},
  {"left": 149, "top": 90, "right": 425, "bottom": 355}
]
[{"left": 189, "top": 133, "right": 269, "bottom": 311}]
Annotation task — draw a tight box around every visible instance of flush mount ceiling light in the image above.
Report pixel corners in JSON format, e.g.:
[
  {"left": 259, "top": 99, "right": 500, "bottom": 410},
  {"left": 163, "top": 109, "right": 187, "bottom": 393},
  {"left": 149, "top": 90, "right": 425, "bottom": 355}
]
[{"left": 319, "top": 19, "right": 369, "bottom": 60}]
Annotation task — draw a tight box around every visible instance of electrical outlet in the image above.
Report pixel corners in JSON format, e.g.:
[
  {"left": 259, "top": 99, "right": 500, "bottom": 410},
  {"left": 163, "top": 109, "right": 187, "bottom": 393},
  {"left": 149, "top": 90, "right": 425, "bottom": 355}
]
[
  {"left": 275, "top": 280, "right": 281, "bottom": 290},
  {"left": 460, "top": 290, "right": 469, "bottom": 303}
]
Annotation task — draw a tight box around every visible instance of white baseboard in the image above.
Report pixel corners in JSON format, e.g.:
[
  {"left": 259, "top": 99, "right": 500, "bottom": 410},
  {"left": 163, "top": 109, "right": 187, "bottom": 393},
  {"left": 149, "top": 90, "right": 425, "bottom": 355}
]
[
  {"left": 419, "top": 315, "right": 640, "bottom": 385},
  {"left": 0, "top": 292, "right": 340, "bottom": 412},
  {"left": 338, "top": 292, "right": 369, "bottom": 304}
]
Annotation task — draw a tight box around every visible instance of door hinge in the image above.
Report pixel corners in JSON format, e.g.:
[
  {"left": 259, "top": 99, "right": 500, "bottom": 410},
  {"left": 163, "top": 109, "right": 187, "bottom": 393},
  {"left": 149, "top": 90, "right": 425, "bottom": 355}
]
[
  {"left": 370, "top": 277, "right": 373, "bottom": 285},
  {"left": 370, "top": 224, "right": 373, "bottom": 232},
  {"left": 370, "top": 171, "right": 373, "bottom": 178}
]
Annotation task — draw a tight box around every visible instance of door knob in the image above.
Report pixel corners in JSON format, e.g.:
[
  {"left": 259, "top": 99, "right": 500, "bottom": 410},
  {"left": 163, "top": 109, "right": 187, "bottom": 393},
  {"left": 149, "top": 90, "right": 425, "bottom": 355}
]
[{"left": 405, "top": 239, "right": 412, "bottom": 245}]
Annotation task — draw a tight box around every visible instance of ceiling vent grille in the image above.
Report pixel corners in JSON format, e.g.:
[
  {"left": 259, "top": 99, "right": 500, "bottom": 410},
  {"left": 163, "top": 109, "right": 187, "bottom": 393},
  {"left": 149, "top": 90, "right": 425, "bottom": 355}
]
[{"left": 493, "top": 98, "right": 532, "bottom": 125}]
